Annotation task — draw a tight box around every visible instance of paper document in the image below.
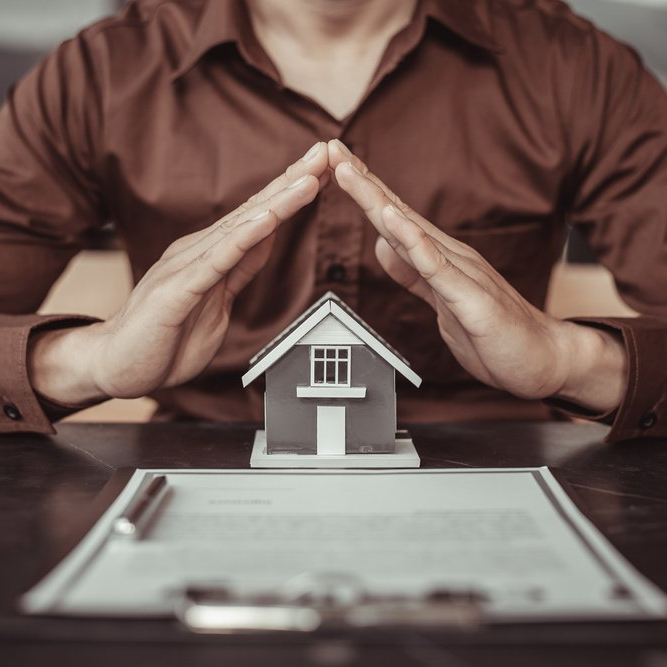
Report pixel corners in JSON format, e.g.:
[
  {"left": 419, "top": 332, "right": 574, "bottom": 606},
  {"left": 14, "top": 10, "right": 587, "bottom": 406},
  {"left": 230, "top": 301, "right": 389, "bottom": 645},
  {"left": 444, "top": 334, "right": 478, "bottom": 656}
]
[{"left": 22, "top": 468, "right": 667, "bottom": 623}]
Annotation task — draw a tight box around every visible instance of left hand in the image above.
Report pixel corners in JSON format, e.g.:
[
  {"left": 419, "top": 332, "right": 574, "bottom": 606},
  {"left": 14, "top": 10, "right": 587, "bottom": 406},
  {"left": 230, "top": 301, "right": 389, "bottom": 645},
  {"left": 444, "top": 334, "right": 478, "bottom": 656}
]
[{"left": 327, "top": 139, "right": 627, "bottom": 411}]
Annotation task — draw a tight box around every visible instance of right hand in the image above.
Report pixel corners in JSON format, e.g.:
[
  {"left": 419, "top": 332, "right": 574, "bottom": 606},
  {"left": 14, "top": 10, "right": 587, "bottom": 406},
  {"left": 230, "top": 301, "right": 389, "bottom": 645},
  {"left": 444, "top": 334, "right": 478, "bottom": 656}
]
[{"left": 28, "top": 142, "right": 329, "bottom": 404}]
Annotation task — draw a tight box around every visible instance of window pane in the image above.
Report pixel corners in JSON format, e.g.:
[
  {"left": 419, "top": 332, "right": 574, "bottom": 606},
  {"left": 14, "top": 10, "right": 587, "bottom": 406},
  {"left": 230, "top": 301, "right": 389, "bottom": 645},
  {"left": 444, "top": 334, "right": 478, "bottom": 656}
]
[
  {"left": 337, "top": 360, "right": 349, "bottom": 383},
  {"left": 326, "top": 348, "right": 336, "bottom": 359},
  {"left": 325, "top": 361, "right": 336, "bottom": 383},
  {"left": 313, "top": 360, "right": 324, "bottom": 383},
  {"left": 338, "top": 348, "right": 349, "bottom": 359}
]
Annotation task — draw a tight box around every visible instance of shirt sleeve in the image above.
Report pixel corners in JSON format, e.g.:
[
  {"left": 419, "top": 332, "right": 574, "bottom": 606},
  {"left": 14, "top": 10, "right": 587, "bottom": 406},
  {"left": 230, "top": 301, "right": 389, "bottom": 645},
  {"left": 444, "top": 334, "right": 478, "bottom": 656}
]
[
  {"left": 0, "top": 315, "right": 101, "bottom": 434},
  {"left": 561, "top": 24, "right": 667, "bottom": 441},
  {"left": 547, "top": 317, "right": 667, "bottom": 442},
  {"left": 0, "top": 36, "right": 107, "bottom": 433}
]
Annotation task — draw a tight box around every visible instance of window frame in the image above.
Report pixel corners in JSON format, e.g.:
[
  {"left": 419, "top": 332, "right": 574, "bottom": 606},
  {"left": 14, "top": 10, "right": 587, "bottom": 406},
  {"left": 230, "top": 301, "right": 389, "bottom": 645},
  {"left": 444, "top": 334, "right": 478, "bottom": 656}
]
[{"left": 310, "top": 345, "right": 351, "bottom": 387}]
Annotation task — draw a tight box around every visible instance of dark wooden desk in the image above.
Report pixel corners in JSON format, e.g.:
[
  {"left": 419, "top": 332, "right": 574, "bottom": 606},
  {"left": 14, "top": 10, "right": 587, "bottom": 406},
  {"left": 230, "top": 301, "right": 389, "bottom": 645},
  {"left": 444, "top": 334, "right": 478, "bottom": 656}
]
[{"left": 2, "top": 421, "right": 667, "bottom": 666}]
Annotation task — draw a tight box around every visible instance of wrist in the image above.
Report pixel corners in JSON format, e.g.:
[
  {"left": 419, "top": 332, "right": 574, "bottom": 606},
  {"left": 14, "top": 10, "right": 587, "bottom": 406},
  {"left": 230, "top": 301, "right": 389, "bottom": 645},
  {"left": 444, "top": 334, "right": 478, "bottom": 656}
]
[
  {"left": 27, "top": 323, "right": 110, "bottom": 406},
  {"left": 553, "top": 321, "right": 628, "bottom": 413}
]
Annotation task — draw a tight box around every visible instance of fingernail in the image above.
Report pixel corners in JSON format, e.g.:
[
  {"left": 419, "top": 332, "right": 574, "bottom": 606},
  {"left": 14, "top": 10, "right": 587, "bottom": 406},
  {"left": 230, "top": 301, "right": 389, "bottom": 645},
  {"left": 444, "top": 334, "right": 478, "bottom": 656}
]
[
  {"left": 249, "top": 209, "right": 271, "bottom": 221},
  {"left": 288, "top": 174, "right": 309, "bottom": 189},
  {"left": 302, "top": 142, "right": 321, "bottom": 162},
  {"left": 334, "top": 139, "right": 352, "bottom": 156}
]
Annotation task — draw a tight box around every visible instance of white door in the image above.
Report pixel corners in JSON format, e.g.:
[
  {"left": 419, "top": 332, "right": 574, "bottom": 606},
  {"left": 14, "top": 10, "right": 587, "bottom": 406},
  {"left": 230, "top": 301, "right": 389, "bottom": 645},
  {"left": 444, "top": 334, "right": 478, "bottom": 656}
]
[{"left": 316, "top": 406, "right": 346, "bottom": 455}]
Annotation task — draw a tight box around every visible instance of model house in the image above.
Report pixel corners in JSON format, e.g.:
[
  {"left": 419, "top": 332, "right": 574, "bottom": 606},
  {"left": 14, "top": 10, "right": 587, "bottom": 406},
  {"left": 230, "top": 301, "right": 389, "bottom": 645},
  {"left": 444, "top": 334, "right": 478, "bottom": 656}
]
[{"left": 242, "top": 292, "right": 422, "bottom": 456}]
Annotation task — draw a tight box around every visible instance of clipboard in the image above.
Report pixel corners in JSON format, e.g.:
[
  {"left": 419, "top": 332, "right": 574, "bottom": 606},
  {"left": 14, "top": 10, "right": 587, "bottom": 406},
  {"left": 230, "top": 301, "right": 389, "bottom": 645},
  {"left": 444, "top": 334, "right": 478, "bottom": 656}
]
[{"left": 20, "top": 467, "right": 667, "bottom": 630}]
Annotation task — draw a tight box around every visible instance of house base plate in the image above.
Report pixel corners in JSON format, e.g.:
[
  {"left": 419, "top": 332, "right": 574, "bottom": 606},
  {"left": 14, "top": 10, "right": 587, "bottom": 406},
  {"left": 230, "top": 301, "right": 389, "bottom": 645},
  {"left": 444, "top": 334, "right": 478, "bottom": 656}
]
[{"left": 250, "top": 430, "right": 421, "bottom": 468}]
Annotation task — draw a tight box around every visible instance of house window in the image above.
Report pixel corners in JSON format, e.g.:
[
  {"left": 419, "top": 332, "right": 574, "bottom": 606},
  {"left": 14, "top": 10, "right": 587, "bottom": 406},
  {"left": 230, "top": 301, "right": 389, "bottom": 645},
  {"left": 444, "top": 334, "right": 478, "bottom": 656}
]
[{"left": 311, "top": 346, "right": 350, "bottom": 386}]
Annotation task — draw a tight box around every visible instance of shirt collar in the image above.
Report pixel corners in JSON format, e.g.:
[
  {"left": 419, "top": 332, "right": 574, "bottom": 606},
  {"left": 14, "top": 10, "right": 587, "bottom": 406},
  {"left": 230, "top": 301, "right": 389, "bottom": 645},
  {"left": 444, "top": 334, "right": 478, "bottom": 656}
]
[
  {"left": 172, "top": 0, "right": 248, "bottom": 81},
  {"left": 172, "top": 0, "right": 502, "bottom": 82},
  {"left": 422, "top": 0, "right": 503, "bottom": 54}
]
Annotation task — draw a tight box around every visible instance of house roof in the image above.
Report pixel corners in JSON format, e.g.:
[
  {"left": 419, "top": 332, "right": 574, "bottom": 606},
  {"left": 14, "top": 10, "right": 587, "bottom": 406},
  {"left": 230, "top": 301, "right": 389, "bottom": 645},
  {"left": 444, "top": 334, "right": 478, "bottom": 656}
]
[{"left": 242, "top": 291, "right": 422, "bottom": 388}]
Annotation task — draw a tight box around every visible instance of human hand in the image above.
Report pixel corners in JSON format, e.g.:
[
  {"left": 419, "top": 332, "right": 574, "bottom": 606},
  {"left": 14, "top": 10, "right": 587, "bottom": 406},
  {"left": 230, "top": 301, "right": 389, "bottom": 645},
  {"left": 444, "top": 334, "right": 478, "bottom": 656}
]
[
  {"left": 28, "top": 142, "right": 329, "bottom": 403},
  {"left": 327, "top": 139, "right": 627, "bottom": 412}
]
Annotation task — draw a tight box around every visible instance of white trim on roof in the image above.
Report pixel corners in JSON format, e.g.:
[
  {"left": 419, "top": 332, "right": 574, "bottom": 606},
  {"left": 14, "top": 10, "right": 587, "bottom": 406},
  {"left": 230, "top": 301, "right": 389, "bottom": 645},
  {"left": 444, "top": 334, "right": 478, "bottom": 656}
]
[
  {"left": 329, "top": 303, "right": 421, "bottom": 388},
  {"left": 242, "top": 302, "right": 330, "bottom": 386},
  {"left": 242, "top": 298, "right": 422, "bottom": 388}
]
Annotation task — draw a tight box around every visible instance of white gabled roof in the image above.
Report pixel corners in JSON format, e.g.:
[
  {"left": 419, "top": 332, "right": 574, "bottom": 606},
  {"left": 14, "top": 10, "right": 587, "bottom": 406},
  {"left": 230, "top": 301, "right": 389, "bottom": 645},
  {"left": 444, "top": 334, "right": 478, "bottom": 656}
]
[{"left": 242, "top": 292, "right": 422, "bottom": 388}]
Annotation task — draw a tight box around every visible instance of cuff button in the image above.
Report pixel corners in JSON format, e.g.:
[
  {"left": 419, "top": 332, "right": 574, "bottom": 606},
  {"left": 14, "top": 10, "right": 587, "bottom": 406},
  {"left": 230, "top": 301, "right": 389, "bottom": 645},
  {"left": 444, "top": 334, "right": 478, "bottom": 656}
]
[
  {"left": 639, "top": 411, "right": 657, "bottom": 430},
  {"left": 3, "top": 403, "right": 22, "bottom": 421}
]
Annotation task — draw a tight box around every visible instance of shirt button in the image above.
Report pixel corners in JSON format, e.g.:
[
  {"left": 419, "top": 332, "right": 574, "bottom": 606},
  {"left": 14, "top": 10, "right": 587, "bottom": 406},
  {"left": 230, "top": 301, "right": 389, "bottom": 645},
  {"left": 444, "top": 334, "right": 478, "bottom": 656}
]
[
  {"left": 3, "top": 403, "right": 22, "bottom": 421},
  {"left": 639, "top": 411, "right": 657, "bottom": 429},
  {"left": 326, "top": 263, "right": 347, "bottom": 283}
]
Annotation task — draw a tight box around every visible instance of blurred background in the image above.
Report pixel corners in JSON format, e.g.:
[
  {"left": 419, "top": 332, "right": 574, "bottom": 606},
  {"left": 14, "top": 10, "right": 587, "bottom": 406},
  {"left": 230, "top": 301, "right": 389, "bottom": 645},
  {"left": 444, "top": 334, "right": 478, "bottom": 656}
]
[{"left": 0, "top": 0, "right": 664, "bottom": 421}]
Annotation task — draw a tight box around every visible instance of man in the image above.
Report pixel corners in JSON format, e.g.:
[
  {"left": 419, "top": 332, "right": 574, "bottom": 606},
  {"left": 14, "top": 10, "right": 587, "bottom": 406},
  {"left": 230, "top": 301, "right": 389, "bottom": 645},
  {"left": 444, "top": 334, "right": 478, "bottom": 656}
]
[{"left": 1, "top": 0, "right": 666, "bottom": 440}]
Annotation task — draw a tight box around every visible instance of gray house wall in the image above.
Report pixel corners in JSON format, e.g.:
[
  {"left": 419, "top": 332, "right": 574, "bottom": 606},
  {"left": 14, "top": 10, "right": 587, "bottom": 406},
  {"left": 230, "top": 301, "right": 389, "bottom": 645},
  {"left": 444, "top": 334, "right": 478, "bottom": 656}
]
[{"left": 265, "top": 345, "right": 396, "bottom": 454}]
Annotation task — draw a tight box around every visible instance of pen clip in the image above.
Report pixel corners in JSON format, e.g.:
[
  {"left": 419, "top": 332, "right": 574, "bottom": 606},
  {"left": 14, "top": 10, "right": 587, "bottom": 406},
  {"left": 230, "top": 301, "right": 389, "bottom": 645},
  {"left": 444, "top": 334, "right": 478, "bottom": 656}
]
[{"left": 112, "top": 474, "right": 170, "bottom": 539}]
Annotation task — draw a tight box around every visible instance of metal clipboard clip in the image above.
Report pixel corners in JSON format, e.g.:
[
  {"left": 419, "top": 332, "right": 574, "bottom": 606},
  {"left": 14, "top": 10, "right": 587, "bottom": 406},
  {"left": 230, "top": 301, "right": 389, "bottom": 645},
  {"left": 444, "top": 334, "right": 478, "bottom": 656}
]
[{"left": 176, "top": 572, "right": 484, "bottom": 633}]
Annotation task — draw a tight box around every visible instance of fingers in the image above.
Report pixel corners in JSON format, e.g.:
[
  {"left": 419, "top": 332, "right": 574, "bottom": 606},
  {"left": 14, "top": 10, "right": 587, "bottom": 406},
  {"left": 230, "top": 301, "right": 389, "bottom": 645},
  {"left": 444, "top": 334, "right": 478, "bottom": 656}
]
[
  {"left": 165, "top": 168, "right": 319, "bottom": 274},
  {"left": 242, "top": 140, "right": 329, "bottom": 210},
  {"left": 134, "top": 143, "right": 326, "bottom": 330},
  {"left": 333, "top": 158, "right": 429, "bottom": 243},
  {"left": 328, "top": 139, "right": 400, "bottom": 202},
  {"left": 168, "top": 167, "right": 321, "bottom": 305},
  {"left": 162, "top": 142, "right": 329, "bottom": 260},
  {"left": 374, "top": 236, "right": 435, "bottom": 308},
  {"left": 381, "top": 204, "right": 487, "bottom": 309},
  {"left": 173, "top": 210, "right": 277, "bottom": 301},
  {"left": 330, "top": 140, "right": 479, "bottom": 259}
]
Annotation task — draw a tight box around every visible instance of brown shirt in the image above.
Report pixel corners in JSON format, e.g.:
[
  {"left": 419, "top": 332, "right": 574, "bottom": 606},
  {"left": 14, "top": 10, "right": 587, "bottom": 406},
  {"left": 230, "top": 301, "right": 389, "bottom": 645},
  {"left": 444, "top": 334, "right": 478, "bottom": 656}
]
[{"left": 1, "top": 0, "right": 667, "bottom": 440}]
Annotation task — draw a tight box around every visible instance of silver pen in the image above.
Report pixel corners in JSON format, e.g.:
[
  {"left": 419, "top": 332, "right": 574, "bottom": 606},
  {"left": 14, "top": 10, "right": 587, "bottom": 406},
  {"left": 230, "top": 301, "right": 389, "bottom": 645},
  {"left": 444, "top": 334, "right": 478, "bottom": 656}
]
[{"left": 112, "top": 474, "right": 168, "bottom": 539}]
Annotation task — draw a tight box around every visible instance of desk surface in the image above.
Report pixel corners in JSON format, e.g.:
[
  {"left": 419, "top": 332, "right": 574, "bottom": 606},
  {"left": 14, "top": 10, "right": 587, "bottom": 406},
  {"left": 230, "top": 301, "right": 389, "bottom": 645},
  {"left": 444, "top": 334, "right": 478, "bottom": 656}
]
[{"left": 1, "top": 421, "right": 667, "bottom": 667}]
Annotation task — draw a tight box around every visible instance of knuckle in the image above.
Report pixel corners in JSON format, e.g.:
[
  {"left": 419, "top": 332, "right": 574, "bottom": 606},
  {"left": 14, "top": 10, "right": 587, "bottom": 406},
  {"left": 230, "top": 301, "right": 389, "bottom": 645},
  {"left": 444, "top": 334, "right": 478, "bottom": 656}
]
[
  {"left": 216, "top": 216, "right": 235, "bottom": 235},
  {"left": 244, "top": 192, "right": 261, "bottom": 208},
  {"left": 436, "top": 253, "right": 451, "bottom": 271},
  {"left": 285, "top": 162, "right": 299, "bottom": 181},
  {"left": 197, "top": 248, "right": 212, "bottom": 264},
  {"left": 357, "top": 161, "right": 370, "bottom": 177},
  {"left": 386, "top": 235, "right": 402, "bottom": 251},
  {"left": 399, "top": 202, "right": 414, "bottom": 217},
  {"left": 235, "top": 200, "right": 252, "bottom": 215}
]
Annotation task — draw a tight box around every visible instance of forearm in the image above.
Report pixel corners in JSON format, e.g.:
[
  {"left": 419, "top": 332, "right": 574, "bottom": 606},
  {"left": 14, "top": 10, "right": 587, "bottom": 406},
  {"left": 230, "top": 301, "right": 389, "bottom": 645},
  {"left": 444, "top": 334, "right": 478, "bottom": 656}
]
[
  {"left": 27, "top": 324, "right": 108, "bottom": 406},
  {"left": 553, "top": 321, "right": 628, "bottom": 414}
]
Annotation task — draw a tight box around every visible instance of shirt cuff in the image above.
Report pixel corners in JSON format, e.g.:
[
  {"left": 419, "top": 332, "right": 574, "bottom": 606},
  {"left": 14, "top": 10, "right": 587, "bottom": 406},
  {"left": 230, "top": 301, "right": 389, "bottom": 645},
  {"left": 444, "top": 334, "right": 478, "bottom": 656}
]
[
  {"left": 0, "top": 314, "right": 99, "bottom": 434},
  {"left": 546, "top": 317, "right": 667, "bottom": 442}
]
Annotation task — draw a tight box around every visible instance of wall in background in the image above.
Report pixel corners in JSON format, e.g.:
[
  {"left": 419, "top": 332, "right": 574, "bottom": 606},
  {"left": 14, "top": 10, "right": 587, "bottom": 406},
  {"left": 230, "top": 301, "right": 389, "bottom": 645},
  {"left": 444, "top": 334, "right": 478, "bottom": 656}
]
[
  {"left": 569, "top": 0, "right": 667, "bottom": 87},
  {"left": 0, "top": 1, "right": 116, "bottom": 98},
  {"left": 0, "top": 0, "right": 114, "bottom": 50}
]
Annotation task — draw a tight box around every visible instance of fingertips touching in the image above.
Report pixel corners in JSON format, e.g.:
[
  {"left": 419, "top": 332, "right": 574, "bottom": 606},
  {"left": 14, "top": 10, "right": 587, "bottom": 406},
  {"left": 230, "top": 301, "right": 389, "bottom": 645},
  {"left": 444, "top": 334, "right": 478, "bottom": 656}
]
[
  {"left": 296, "top": 141, "right": 329, "bottom": 176},
  {"left": 327, "top": 138, "right": 355, "bottom": 170}
]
